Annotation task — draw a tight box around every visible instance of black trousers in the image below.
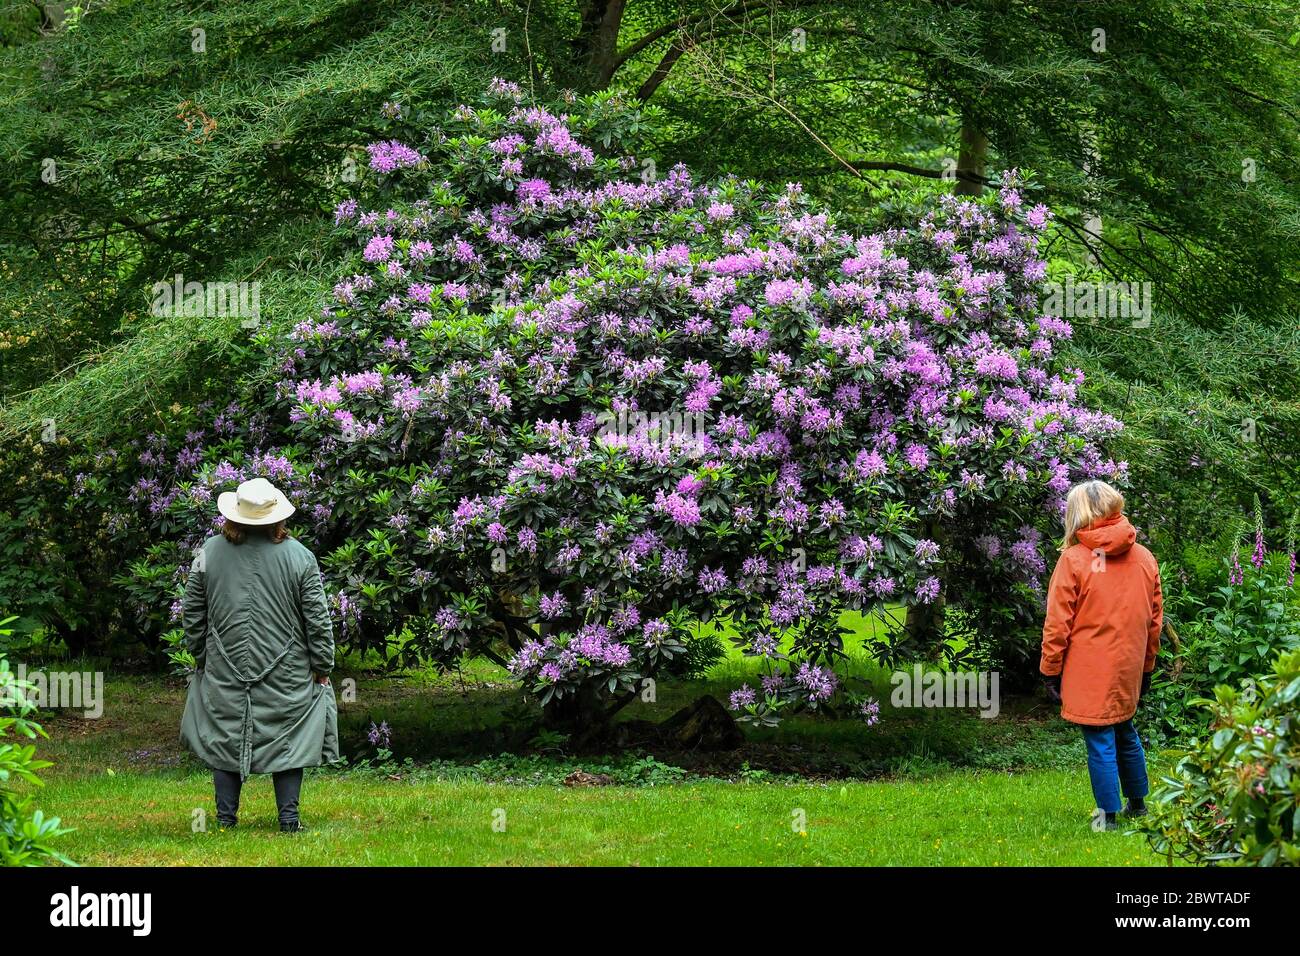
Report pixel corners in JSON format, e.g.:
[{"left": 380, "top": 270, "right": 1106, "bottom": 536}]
[{"left": 213, "top": 768, "right": 303, "bottom": 827}]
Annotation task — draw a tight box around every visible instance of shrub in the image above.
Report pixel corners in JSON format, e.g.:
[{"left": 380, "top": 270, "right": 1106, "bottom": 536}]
[
  {"left": 0, "top": 619, "right": 74, "bottom": 866},
  {"left": 79, "top": 81, "right": 1126, "bottom": 728},
  {"left": 1202, "top": 562, "right": 1300, "bottom": 687},
  {"left": 1143, "top": 648, "right": 1300, "bottom": 866},
  {"left": 1145, "top": 499, "right": 1299, "bottom": 743},
  {"left": 0, "top": 435, "right": 131, "bottom": 659}
]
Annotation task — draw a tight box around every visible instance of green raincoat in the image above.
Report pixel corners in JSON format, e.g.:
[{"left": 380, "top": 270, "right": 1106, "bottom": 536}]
[{"left": 180, "top": 533, "right": 339, "bottom": 780}]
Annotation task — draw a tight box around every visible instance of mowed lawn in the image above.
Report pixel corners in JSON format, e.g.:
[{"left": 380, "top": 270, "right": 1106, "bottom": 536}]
[
  {"left": 46, "top": 767, "right": 1165, "bottom": 866},
  {"left": 24, "top": 614, "right": 1176, "bottom": 866}
]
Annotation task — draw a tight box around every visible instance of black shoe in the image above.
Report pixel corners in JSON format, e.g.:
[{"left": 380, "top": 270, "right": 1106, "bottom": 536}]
[
  {"left": 1092, "top": 810, "right": 1118, "bottom": 832},
  {"left": 1122, "top": 800, "right": 1148, "bottom": 818},
  {"left": 216, "top": 818, "right": 238, "bottom": 830},
  {"left": 280, "top": 820, "right": 306, "bottom": 833}
]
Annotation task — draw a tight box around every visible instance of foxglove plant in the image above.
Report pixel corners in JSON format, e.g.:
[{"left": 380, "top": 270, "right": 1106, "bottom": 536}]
[
  {"left": 102, "top": 80, "right": 1126, "bottom": 729},
  {"left": 1287, "top": 510, "right": 1298, "bottom": 588}
]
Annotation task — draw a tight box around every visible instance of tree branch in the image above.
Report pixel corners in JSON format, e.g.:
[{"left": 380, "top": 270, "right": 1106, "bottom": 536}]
[
  {"left": 636, "top": 36, "right": 692, "bottom": 101},
  {"left": 803, "top": 159, "right": 988, "bottom": 186}
]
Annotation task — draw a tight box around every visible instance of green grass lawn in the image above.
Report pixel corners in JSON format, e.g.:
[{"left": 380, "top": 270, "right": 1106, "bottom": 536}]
[
  {"left": 26, "top": 678, "right": 1177, "bottom": 866},
  {"left": 20, "top": 611, "right": 1178, "bottom": 866},
  {"left": 46, "top": 767, "right": 1167, "bottom": 866}
]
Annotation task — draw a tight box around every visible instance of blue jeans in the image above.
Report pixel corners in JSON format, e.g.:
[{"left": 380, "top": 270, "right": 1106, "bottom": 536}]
[{"left": 1081, "top": 719, "right": 1148, "bottom": 813}]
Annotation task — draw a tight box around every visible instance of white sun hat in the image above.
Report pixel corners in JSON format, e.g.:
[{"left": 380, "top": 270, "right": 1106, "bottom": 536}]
[{"left": 217, "top": 477, "right": 296, "bottom": 526}]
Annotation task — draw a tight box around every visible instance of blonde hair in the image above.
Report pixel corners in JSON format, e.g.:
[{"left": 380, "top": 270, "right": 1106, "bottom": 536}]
[{"left": 1061, "top": 480, "right": 1124, "bottom": 551}]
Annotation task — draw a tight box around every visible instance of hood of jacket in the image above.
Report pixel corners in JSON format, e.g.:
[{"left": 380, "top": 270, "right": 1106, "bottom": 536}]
[{"left": 1076, "top": 513, "right": 1137, "bottom": 556}]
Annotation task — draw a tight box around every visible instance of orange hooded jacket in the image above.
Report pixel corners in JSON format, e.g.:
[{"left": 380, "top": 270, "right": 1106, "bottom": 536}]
[{"left": 1039, "top": 513, "right": 1162, "bottom": 726}]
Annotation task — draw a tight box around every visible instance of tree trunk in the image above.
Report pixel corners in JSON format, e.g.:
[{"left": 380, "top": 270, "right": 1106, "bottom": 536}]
[
  {"left": 904, "top": 519, "right": 948, "bottom": 650},
  {"left": 955, "top": 114, "right": 987, "bottom": 196},
  {"left": 572, "top": 0, "right": 628, "bottom": 91},
  {"left": 903, "top": 591, "right": 947, "bottom": 653},
  {"left": 51, "top": 621, "right": 94, "bottom": 659},
  {"left": 543, "top": 681, "right": 606, "bottom": 734}
]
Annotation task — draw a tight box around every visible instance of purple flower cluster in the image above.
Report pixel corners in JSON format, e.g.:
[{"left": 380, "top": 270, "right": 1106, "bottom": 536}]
[
  {"left": 108, "top": 81, "right": 1129, "bottom": 724},
  {"left": 366, "top": 140, "right": 425, "bottom": 173}
]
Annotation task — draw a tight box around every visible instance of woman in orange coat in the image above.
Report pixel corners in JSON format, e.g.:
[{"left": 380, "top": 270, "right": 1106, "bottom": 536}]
[{"left": 1040, "top": 480, "right": 1162, "bottom": 831}]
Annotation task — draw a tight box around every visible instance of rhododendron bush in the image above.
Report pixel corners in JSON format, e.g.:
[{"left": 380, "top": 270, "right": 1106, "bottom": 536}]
[{"left": 100, "top": 80, "right": 1126, "bottom": 729}]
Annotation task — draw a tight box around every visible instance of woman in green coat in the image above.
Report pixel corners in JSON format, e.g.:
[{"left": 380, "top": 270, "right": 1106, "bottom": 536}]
[{"left": 180, "top": 477, "right": 339, "bottom": 832}]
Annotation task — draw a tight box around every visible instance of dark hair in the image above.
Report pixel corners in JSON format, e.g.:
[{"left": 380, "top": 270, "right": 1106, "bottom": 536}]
[{"left": 222, "top": 518, "right": 289, "bottom": 545}]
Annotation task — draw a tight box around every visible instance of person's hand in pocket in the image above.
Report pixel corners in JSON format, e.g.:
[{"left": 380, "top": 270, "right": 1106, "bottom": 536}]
[{"left": 313, "top": 673, "right": 330, "bottom": 686}]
